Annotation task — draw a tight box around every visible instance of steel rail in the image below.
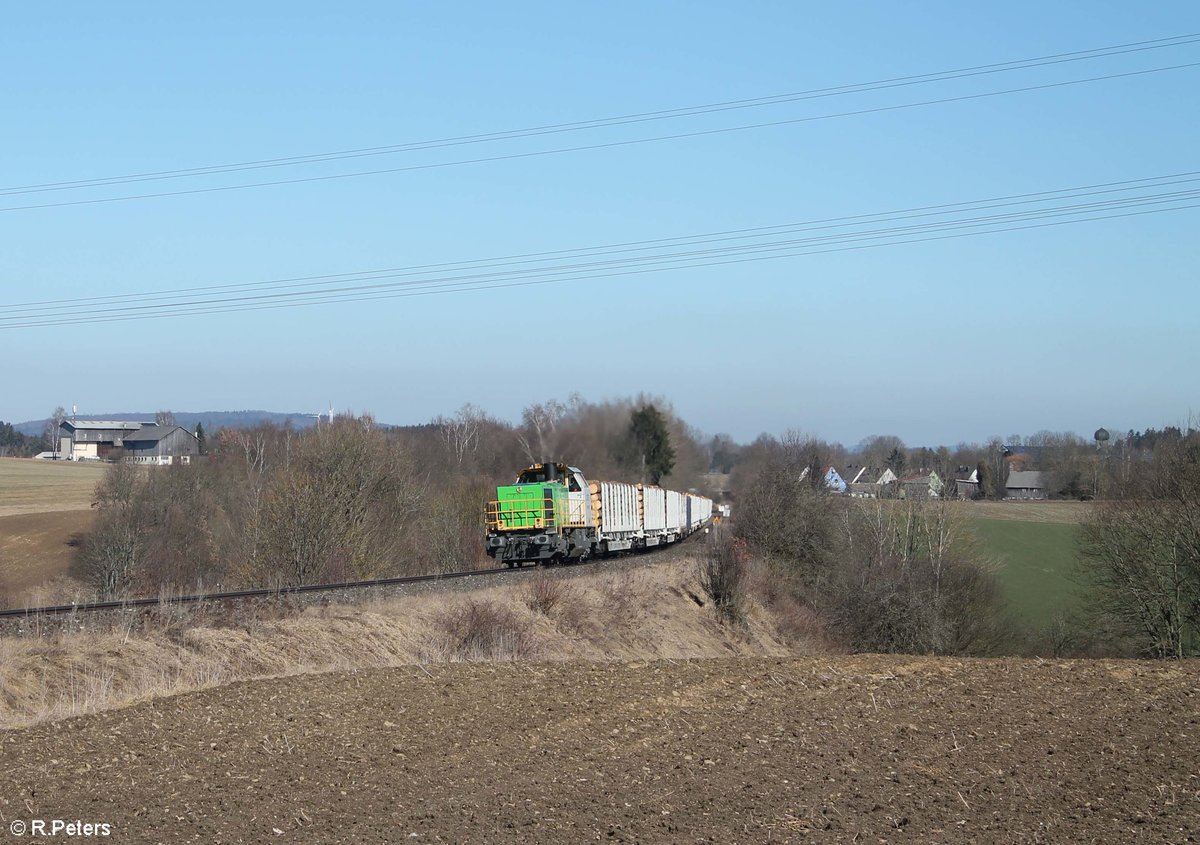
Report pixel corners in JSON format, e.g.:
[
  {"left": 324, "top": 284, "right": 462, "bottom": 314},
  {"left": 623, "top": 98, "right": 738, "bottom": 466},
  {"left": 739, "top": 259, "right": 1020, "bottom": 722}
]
[{"left": 0, "top": 565, "right": 519, "bottom": 619}]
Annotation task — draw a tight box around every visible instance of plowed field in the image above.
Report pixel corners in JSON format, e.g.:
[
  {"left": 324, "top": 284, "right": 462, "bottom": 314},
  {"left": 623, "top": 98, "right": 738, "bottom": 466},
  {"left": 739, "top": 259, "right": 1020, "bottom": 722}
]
[{"left": 2, "top": 656, "right": 1197, "bottom": 843}]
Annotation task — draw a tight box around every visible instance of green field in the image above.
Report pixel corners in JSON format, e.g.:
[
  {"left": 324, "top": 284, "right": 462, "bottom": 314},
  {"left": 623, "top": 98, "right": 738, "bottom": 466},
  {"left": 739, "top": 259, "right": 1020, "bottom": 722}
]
[{"left": 971, "top": 517, "right": 1083, "bottom": 625}]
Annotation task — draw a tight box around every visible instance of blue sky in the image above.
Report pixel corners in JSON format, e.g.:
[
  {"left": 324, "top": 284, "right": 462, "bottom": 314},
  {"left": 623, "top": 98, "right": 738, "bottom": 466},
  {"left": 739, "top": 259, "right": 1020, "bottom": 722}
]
[{"left": 2, "top": 2, "right": 1197, "bottom": 445}]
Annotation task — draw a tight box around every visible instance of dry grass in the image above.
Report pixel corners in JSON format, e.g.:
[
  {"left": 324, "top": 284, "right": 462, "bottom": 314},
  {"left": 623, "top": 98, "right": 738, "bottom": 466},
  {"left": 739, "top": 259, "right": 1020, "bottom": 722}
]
[
  {"left": 0, "top": 558, "right": 808, "bottom": 730},
  {"left": 434, "top": 599, "right": 536, "bottom": 660},
  {"left": 0, "top": 457, "right": 109, "bottom": 517}
]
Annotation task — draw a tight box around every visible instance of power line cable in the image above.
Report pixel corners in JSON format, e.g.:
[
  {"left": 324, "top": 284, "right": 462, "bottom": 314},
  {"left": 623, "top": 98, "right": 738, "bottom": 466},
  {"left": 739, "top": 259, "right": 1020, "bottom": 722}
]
[
  {"left": 3, "top": 189, "right": 1194, "bottom": 328},
  {"left": 7, "top": 202, "right": 1195, "bottom": 330},
  {"left": 3, "top": 32, "right": 1197, "bottom": 197},
  {"left": 5, "top": 170, "right": 1197, "bottom": 311},
  {"left": 3, "top": 62, "right": 1197, "bottom": 215},
  {"left": 10, "top": 188, "right": 1200, "bottom": 318}
]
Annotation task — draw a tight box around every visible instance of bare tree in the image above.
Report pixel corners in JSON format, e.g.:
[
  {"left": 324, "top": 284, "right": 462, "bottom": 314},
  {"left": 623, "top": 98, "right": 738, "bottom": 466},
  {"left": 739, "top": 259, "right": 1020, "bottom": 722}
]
[
  {"left": 516, "top": 399, "right": 567, "bottom": 464},
  {"left": 260, "top": 418, "right": 422, "bottom": 584},
  {"left": 1080, "top": 436, "right": 1200, "bottom": 658},
  {"left": 76, "top": 462, "right": 148, "bottom": 598},
  {"left": 155, "top": 410, "right": 177, "bottom": 427},
  {"left": 699, "top": 528, "right": 748, "bottom": 624},
  {"left": 43, "top": 406, "right": 66, "bottom": 453},
  {"left": 438, "top": 403, "right": 485, "bottom": 466},
  {"left": 78, "top": 516, "right": 146, "bottom": 599},
  {"left": 853, "top": 434, "right": 906, "bottom": 472},
  {"left": 224, "top": 428, "right": 271, "bottom": 580}
]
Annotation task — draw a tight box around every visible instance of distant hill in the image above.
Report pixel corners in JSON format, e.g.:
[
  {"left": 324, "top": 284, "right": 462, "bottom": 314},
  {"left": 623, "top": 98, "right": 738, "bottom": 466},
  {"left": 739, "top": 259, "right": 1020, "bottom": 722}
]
[{"left": 13, "top": 411, "right": 321, "bottom": 437}]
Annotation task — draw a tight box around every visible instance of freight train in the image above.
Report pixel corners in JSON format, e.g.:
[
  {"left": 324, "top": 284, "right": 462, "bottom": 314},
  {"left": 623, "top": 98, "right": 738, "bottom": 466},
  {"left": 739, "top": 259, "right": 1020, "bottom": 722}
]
[{"left": 484, "top": 463, "right": 713, "bottom": 565}]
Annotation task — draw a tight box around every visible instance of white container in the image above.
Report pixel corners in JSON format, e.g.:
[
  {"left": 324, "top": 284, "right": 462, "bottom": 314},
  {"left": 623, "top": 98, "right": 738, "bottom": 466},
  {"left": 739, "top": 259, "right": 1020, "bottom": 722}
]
[
  {"left": 687, "top": 494, "right": 712, "bottom": 528},
  {"left": 597, "top": 481, "right": 640, "bottom": 534},
  {"left": 665, "top": 489, "right": 686, "bottom": 531},
  {"left": 639, "top": 484, "right": 667, "bottom": 532}
]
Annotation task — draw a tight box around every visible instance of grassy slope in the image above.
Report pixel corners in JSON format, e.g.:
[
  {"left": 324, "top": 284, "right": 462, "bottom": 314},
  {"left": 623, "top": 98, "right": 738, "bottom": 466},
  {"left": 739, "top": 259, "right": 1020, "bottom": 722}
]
[
  {"left": 971, "top": 517, "right": 1082, "bottom": 624},
  {"left": 0, "top": 559, "right": 815, "bottom": 729}
]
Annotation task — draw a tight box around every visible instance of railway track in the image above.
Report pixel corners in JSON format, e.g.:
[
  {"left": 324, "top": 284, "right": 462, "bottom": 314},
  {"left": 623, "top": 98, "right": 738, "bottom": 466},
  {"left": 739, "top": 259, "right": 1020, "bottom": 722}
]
[
  {"left": 0, "top": 564, "right": 520, "bottom": 619},
  {"left": 0, "top": 525, "right": 713, "bottom": 619}
]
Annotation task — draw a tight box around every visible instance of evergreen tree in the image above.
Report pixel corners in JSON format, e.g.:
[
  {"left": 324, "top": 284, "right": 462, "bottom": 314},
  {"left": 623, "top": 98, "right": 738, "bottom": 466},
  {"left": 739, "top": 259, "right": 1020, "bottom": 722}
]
[
  {"left": 629, "top": 405, "right": 675, "bottom": 484},
  {"left": 976, "top": 460, "right": 994, "bottom": 500},
  {"left": 195, "top": 422, "right": 207, "bottom": 454},
  {"left": 886, "top": 446, "right": 907, "bottom": 475}
]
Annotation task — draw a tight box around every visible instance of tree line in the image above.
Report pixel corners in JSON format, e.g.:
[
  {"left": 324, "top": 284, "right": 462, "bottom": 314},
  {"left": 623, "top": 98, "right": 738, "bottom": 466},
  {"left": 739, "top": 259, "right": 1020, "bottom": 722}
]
[
  {"left": 0, "top": 421, "right": 41, "bottom": 457},
  {"left": 707, "top": 425, "right": 1198, "bottom": 501}
]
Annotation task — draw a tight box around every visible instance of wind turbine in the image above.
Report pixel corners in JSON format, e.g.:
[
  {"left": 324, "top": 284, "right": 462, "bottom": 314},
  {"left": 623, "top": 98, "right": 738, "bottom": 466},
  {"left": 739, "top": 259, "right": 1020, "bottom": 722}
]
[{"left": 311, "top": 402, "right": 335, "bottom": 428}]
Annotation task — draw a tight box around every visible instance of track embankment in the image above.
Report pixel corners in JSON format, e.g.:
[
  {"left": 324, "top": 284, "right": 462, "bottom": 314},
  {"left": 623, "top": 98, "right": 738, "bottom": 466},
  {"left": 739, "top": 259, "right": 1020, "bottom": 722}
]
[{"left": 0, "top": 556, "right": 800, "bottom": 729}]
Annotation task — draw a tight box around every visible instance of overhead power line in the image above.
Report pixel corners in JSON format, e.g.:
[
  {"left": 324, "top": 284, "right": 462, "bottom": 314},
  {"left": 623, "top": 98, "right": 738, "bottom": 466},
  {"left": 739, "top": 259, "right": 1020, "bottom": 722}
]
[
  {"left": 3, "top": 32, "right": 1196, "bottom": 198},
  {"left": 2, "top": 45, "right": 1198, "bottom": 213},
  {"left": 2, "top": 172, "right": 1195, "bottom": 329},
  {"left": 8, "top": 169, "right": 1199, "bottom": 311}
]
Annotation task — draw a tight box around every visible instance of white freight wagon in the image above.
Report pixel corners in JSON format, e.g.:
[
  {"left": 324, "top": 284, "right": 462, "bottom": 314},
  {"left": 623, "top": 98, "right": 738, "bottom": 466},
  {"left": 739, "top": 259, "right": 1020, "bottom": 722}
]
[
  {"left": 665, "top": 489, "right": 686, "bottom": 533},
  {"left": 590, "top": 480, "right": 640, "bottom": 552},
  {"left": 638, "top": 484, "right": 668, "bottom": 545},
  {"left": 686, "top": 493, "right": 712, "bottom": 530}
]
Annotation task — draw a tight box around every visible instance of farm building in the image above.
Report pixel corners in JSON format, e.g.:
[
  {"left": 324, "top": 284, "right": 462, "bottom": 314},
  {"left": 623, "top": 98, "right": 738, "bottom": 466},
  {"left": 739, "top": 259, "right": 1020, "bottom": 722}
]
[
  {"left": 122, "top": 425, "right": 200, "bottom": 465},
  {"left": 58, "top": 420, "right": 152, "bottom": 460},
  {"left": 954, "top": 468, "right": 982, "bottom": 499},
  {"left": 58, "top": 419, "right": 199, "bottom": 465},
  {"left": 899, "top": 471, "right": 944, "bottom": 500},
  {"left": 1005, "top": 470, "right": 1046, "bottom": 500}
]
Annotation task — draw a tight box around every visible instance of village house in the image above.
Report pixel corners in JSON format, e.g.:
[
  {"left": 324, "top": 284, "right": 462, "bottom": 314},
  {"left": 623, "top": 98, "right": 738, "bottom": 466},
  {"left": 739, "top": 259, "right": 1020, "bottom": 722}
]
[
  {"left": 844, "top": 466, "right": 899, "bottom": 498},
  {"left": 798, "top": 465, "right": 849, "bottom": 493},
  {"left": 822, "top": 466, "right": 847, "bottom": 494}
]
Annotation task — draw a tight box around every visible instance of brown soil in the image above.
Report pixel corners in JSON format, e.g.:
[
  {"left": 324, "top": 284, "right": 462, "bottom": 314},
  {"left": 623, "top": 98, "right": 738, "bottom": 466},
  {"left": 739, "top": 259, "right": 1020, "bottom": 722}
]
[
  {"left": 0, "top": 510, "right": 92, "bottom": 604},
  {"left": 2, "top": 656, "right": 1196, "bottom": 843}
]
